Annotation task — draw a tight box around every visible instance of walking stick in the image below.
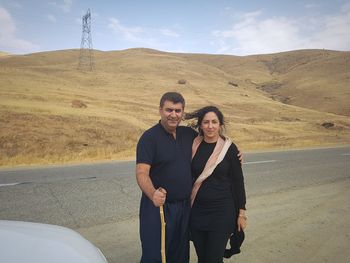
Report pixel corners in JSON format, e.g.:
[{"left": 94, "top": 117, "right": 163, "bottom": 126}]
[{"left": 160, "top": 205, "right": 166, "bottom": 263}]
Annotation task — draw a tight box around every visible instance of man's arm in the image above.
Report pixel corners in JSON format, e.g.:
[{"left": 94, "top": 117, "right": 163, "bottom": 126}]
[{"left": 136, "top": 163, "right": 166, "bottom": 207}]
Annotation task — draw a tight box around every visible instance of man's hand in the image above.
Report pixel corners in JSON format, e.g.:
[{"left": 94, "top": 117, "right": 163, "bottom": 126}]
[{"left": 152, "top": 187, "right": 167, "bottom": 207}]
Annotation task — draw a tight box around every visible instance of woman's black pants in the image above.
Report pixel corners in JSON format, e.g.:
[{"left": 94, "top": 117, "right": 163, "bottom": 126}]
[{"left": 191, "top": 229, "right": 230, "bottom": 263}]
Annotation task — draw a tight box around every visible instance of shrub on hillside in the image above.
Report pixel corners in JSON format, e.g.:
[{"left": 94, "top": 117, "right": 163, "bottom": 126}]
[
  {"left": 228, "top": 81, "right": 238, "bottom": 87},
  {"left": 321, "top": 122, "right": 334, "bottom": 128},
  {"left": 71, "top": 100, "right": 87, "bottom": 108}
]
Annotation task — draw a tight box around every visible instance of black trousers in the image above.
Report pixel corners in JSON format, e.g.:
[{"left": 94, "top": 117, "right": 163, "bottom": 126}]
[
  {"left": 139, "top": 196, "right": 190, "bottom": 263},
  {"left": 191, "top": 229, "right": 230, "bottom": 263}
]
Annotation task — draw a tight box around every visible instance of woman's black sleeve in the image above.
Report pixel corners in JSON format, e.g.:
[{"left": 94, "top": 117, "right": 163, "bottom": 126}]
[{"left": 230, "top": 143, "right": 246, "bottom": 210}]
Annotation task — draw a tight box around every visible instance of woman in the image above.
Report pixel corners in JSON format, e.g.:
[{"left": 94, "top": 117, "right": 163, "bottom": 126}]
[{"left": 185, "top": 106, "right": 247, "bottom": 263}]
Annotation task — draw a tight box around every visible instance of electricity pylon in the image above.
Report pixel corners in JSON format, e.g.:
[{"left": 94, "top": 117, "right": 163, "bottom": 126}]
[{"left": 78, "top": 9, "right": 94, "bottom": 71}]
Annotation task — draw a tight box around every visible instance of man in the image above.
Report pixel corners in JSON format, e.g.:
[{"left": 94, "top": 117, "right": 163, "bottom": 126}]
[{"left": 136, "top": 92, "right": 242, "bottom": 263}]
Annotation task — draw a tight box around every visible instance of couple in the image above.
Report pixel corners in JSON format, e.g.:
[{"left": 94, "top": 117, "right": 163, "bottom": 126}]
[{"left": 136, "top": 92, "right": 247, "bottom": 263}]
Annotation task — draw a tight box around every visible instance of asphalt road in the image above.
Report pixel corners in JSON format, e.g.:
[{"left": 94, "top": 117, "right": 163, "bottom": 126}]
[{"left": 0, "top": 146, "right": 349, "bottom": 229}]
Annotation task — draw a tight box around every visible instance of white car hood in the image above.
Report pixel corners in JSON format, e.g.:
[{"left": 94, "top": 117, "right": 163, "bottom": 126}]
[{"left": 0, "top": 220, "right": 107, "bottom": 263}]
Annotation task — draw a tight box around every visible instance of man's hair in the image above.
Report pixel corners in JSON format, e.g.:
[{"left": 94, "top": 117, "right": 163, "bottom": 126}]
[{"left": 159, "top": 92, "right": 185, "bottom": 108}]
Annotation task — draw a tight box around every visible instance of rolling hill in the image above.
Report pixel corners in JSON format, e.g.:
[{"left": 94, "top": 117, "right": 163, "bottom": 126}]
[
  {"left": 0, "top": 51, "right": 10, "bottom": 57},
  {"left": 0, "top": 48, "right": 349, "bottom": 167}
]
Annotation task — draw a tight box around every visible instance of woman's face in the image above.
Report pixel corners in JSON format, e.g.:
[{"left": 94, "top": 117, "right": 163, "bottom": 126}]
[{"left": 200, "top": 111, "right": 221, "bottom": 142}]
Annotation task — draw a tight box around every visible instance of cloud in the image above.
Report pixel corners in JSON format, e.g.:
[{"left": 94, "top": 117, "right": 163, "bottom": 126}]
[
  {"left": 61, "top": 0, "right": 73, "bottom": 13},
  {"left": 211, "top": 5, "right": 350, "bottom": 55},
  {"left": 108, "top": 18, "right": 179, "bottom": 49},
  {"left": 49, "top": 0, "right": 73, "bottom": 13},
  {"left": 46, "top": 14, "right": 57, "bottom": 23},
  {"left": 212, "top": 11, "right": 301, "bottom": 55},
  {"left": 108, "top": 18, "right": 144, "bottom": 42},
  {"left": 0, "top": 7, "right": 15, "bottom": 35},
  {"left": 299, "top": 2, "right": 350, "bottom": 51},
  {"left": 0, "top": 6, "right": 39, "bottom": 54},
  {"left": 305, "top": 3, "right": 319, "bottom": 9},
  {"left": 160, "top": 29, "right": 179, "bottom": 37}
]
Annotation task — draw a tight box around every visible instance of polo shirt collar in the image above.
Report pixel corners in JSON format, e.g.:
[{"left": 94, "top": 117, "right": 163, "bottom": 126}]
[{"left": 158, "top": 120, "right": 179, "bottom": 136}]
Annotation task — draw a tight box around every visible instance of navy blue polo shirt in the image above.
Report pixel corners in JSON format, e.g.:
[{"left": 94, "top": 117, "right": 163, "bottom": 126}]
[{"left": 137, "top": 122, "right": 197, "bottom": 201}]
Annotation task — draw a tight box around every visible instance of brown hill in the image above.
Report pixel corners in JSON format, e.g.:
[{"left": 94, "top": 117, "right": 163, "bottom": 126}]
[
  {"left": 0, "top": 48, "right": 349, "bottom": 167},
  {"left": 250, "top": 49, "right": 350, "bottom": 116},
  {"left": 0, "top": 51, "right": 11, "bottom": 57}
]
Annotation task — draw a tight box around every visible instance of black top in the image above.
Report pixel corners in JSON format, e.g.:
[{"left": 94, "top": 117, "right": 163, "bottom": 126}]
[
  {"left": 190, "top": 140, "right": 246, "bottom": 233},
  {"left": 136, "top": 122, "right": 197, "bottom": 201}
]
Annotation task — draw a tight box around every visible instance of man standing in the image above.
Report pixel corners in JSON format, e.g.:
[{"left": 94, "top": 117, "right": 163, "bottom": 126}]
[{"left": 136, "top": 92, "right": 197, "bottom": 263}]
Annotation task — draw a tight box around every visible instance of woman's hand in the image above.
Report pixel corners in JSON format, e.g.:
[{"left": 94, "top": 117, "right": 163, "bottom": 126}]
[
  {"left": 237, "top": 210, "right": 247, "bottom": 231},
  {"left": 237, "top": 148, "right": 243, "bottom": 165}
]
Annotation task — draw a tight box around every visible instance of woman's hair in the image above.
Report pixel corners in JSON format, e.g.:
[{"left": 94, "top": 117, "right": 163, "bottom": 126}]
[{"left": 185, "top": 106, "right": 225, "bottom": 136}]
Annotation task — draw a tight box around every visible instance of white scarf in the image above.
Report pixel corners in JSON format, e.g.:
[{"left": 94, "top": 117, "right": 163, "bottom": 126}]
[{"left": 190, "top": 135, "right": 232, "bottom": 206}]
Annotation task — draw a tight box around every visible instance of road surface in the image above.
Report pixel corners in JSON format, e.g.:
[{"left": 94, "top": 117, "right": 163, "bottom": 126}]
[{"left": 1, "top": 146, "right": 349, "bottom": 262}]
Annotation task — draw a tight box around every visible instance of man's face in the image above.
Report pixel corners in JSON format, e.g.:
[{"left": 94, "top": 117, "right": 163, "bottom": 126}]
[{"left": 159, "top": 100, "right": 184, "bottom": 132}]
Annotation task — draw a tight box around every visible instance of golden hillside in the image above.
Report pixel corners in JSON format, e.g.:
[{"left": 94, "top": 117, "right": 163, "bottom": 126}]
[
  {"left": 0, "top": 48, "right": 349, "bottom": 167},
  {"left": 0, "top": 51, "right": 10, "bottom": 57}
]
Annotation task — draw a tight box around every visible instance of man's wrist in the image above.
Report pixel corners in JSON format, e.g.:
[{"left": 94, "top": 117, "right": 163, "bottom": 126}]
[{"left": 149, "top": 188, "right": 157, "bottom": 201}]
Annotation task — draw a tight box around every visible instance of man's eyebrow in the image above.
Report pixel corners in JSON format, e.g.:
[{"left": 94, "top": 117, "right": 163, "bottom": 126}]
[{"left": 165, "top": 108, "right": 183, "bottom": 111}]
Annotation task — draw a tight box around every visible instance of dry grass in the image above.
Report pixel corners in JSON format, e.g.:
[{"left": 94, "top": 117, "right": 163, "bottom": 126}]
[
  {"left": 250, "top": 50, "right": 350, "bottom": 116},
  {"left": 0, "top": 110, "right": 141, "bottom": 166},
  {"left": 0, "top": 48, "right": 349, "bottom": 167},
  {"left": 0, "top": 52, "right": 10, "bottom": 57}
]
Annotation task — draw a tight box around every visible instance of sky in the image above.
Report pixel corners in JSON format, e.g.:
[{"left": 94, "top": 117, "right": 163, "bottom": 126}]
[{"left": 0, "top": 0, "right": 350, "bottom": 56}]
